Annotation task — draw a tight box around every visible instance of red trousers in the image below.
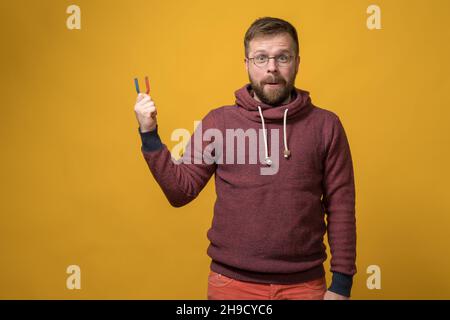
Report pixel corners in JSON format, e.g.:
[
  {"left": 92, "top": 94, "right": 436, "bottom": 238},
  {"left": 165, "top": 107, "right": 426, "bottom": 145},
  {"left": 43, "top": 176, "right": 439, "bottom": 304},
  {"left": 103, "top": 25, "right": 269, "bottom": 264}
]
[{"left": 207, "top": 270, "right": 327, "bottom": 300}]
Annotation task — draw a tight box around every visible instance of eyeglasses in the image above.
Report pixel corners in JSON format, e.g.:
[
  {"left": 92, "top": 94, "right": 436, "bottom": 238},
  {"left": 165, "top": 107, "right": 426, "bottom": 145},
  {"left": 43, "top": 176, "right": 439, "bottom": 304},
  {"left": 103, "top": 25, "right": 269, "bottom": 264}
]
[{"left": 247, "top": 54, "right": 294, "bottom": 68}]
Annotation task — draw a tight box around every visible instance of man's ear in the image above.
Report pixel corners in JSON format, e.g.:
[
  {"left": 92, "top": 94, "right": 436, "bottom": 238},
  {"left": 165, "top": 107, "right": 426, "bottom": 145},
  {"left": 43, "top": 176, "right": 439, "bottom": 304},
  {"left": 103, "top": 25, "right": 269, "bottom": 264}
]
[
  {"left": 244, "top": 58, "right": 249, "bottom": 72},
  {"left": 295, "top": 55, "right": 300, "bottom": 74}
]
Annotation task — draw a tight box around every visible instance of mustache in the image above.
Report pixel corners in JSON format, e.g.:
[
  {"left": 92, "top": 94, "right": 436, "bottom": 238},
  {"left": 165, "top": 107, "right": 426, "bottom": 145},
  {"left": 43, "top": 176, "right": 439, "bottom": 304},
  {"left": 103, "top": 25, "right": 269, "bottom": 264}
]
[{"left": 262, "top": 77, "right": 285, "bottom": 85}]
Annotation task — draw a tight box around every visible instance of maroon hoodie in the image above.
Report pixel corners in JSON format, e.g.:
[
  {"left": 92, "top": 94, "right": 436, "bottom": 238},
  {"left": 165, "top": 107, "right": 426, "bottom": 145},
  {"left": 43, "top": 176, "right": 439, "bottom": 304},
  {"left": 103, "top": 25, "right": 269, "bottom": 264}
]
[{"left": 138, "top": 84, "right": 357, "bottom": 296}]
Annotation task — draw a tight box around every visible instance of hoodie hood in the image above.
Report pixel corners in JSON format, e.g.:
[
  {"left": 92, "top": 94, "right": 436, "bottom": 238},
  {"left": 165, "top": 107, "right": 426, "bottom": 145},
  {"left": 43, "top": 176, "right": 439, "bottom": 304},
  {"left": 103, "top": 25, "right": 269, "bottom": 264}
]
[
  {"left": 235, "top": 83, "right": 314, "bottom": 164},
  {"left": 235, "top": 83, "right": 313, "bottom": 123}
]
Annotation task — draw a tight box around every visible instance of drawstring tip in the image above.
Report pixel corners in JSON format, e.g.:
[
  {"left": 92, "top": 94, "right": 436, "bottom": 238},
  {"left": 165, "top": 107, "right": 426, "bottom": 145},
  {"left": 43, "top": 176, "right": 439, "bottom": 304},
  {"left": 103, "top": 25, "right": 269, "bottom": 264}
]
[
  {"left": 264, "top": 157, "right": 272, "bottom": 166},
  {"left": 283, "top": 150, "right": 291, "bottom": 159}
]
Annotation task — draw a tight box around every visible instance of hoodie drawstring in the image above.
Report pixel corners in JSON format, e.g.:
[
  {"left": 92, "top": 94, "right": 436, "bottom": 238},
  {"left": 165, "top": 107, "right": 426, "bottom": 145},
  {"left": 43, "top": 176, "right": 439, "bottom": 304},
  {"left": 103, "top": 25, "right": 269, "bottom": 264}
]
[
  {"left": 257, "top": 106, "right": 291, "bottom": 166},
  {"left": 283, "top": 108, "right": 291, "bottom": 159}
]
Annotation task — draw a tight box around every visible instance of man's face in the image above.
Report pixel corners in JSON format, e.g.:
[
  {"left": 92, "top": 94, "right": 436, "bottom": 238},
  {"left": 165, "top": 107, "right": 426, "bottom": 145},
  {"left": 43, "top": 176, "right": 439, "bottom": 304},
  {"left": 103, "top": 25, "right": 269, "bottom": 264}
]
[{"left": 245, "top": 33, "right": 300, "bottom": 106}]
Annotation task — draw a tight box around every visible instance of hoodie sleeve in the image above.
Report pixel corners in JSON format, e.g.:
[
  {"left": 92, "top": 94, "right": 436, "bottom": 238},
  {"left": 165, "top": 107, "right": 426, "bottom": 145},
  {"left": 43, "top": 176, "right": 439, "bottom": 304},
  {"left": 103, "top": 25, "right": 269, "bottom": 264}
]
[
  {"left": 138, "top": 110, "right": 217, "bottom": 207},
  {"left": 321, "top": 114, "right": 357, "bottom": 296}
]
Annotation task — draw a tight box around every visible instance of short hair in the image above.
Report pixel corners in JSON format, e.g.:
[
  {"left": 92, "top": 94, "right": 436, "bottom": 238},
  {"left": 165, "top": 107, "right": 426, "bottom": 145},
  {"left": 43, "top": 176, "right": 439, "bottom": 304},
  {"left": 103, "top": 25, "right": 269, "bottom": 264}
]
[{"left": 244, "top": 17, "right": 299, "bottom": 57}]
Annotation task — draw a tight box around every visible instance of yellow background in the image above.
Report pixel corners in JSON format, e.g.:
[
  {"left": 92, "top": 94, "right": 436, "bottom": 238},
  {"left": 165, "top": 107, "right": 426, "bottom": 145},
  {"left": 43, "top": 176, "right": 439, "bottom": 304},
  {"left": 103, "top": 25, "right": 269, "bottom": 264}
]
[{"left": 1, "top": 0, "right": 449, "bottom": 299}]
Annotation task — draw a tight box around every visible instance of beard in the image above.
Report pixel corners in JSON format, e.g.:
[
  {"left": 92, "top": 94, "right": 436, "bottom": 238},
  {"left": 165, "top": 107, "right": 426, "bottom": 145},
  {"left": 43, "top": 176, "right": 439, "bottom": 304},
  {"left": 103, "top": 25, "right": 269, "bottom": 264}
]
[{"left": 249, "top": 73, "right": 295, "bottom": 106}]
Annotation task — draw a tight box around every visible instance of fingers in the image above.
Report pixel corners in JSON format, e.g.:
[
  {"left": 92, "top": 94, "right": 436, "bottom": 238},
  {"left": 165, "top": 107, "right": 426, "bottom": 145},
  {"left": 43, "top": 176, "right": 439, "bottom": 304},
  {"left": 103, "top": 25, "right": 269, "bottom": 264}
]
[
  {"left": 136, "top": 93, "right": 152, "bottom": 103},
  {"left": 142, "top": 106, "right": 157, "bottom": 117},
  {"left": 136, "top": 93, "right": 144, "bottom": 102},
  {"left": 141, "top": 100, "right": 155, "bottom": 109},
  {"left": 136, "top": 94, "right": 156, "bottom": 109},
  {"left": 135, "top": 93, "right": 157, "bottom": 120}
]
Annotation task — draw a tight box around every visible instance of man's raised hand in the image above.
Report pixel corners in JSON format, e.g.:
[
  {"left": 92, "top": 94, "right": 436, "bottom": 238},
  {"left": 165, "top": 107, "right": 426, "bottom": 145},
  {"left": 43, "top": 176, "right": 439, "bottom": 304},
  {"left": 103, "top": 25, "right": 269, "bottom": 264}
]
[{"left": 134, "top": 93, "right": 157, "bottom": 133}]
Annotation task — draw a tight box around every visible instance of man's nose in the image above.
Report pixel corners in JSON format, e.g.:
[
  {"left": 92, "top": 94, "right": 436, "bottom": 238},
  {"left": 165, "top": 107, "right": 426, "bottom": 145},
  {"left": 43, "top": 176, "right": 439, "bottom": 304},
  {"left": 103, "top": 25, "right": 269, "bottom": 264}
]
[{"left": 266, "top": 58, "right": 279, "bottom": 72}]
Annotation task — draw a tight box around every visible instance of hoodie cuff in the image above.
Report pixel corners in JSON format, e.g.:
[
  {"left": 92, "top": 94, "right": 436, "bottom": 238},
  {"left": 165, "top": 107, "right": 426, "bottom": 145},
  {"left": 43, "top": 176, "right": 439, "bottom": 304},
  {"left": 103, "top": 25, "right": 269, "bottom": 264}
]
[
  {"left": 138, "top": 125, "right": 163, "bottom": 152},
  {"left": 328, "top": 272, "right": 353, "bottom": 297}
]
